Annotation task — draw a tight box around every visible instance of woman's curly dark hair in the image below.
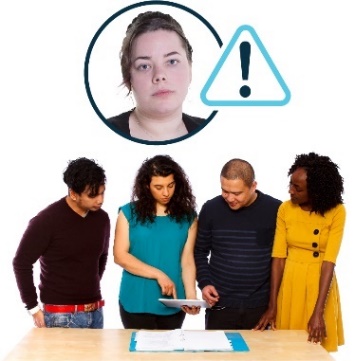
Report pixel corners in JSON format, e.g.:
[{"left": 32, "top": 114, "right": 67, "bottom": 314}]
[
  {"left": 288, "top": 152, "right": 344, "bottom": 215},
  {"left": 131, "top": 155, "right": 196, "bottom": 224}
]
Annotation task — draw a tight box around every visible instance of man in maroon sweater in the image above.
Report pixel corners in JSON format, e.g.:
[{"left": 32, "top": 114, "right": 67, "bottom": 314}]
[{"left": 13, "top": 157, "right": 110, "bottom": 329}]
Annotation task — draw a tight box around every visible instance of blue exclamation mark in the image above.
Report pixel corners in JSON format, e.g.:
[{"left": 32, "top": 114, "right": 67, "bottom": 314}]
[{"left": 239, "top": 41, "right": 251, "bottom": 98}]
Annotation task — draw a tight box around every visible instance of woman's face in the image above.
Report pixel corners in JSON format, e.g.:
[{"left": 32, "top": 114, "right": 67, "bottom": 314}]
[
  {"left": 130, "top": 29, "right": 192, "bottom": 117},
  {"left": 289, "top": 167, "right": 311, "bottom": 209},
  {"left": 149, "top": 174, "right": 176, "bottom": 206}
]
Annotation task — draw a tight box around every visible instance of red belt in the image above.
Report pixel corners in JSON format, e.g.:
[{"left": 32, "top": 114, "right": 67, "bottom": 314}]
[{"left": 43, "top": 300, "right": 105, "bottom": 313}]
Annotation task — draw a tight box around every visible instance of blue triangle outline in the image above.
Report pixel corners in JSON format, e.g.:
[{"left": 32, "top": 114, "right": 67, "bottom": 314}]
[{"left": 200, "top": 25, "right": 291, "bottom": 106}]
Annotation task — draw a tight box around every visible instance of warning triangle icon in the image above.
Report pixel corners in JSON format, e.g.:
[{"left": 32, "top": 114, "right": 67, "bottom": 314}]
[{"left": 201, "top": 25, "right": 291, "bottom": 106}]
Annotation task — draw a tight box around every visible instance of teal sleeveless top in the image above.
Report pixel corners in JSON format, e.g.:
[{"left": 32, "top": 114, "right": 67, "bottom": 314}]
[{"left": 118, "top": 203, "right": 193, "bottom": 315}]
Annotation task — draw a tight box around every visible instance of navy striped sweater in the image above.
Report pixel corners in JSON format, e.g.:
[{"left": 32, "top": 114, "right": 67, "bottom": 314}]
[{"left": 194, "top": 191, "right": 281, "bottom": 308}]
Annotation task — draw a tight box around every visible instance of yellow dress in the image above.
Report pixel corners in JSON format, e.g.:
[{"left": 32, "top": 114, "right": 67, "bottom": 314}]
[{"left": 272, "top": 200, "right": 345, "bottom": 352}]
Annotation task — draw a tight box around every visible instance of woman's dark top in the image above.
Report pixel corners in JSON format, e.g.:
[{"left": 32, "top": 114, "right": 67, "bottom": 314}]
[{"left": 107, "top": 110, "right": 205, "bottom": 137}]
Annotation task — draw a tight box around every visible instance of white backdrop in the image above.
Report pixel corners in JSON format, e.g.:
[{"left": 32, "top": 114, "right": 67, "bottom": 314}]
[{"left": 0, "top": 1, "right": 354, "bottom": 359}]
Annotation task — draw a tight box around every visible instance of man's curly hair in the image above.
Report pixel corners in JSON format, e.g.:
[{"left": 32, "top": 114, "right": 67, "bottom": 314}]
[
  {"left": 131, "top": 155, "right": 196, "bottom": 224},
  {"left": 288, "top": 152, "right": 344, "bottom": 215},
  {"left": 63, "top": 157, "right": 106, "bottom": 197}
]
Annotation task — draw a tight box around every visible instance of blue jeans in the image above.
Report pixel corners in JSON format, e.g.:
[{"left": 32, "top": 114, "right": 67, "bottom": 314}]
[{"left": 44, "top": 307, "right": 103, "bottom": 329}]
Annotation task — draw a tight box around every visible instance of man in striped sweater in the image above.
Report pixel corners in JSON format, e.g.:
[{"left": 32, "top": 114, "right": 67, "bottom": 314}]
[{"left": 194, "top": 158, "right": 281, "bottom": 330}]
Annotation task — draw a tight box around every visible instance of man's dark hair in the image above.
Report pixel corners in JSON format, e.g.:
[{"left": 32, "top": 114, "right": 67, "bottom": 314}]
[
  {"left": 63, "top": 157, "right": 106, "bottom": 197},
  {"left": 220, "top": 158, "right": 255, "bottom": 187}
]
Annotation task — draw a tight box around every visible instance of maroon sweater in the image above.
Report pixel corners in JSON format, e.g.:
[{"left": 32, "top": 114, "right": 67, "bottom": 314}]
[{"left": 13, "top": 197, "right": 110, "bottom": 310}]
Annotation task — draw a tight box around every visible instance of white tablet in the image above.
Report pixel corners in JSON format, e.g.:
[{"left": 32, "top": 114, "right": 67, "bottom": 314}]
[{"left": 159, "top": 298, "right": 211, "bottom": 308}]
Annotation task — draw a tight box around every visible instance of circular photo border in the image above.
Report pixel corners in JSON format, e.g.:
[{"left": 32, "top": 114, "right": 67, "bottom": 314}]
[{"left": 84, "top": 0, "right": 222, "bottom": 145}]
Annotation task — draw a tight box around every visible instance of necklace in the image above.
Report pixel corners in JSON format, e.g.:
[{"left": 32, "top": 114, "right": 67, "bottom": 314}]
[
  {"left": 134, "top": 115, "right": 156, "bottom": 140},
  {"left": 132, "top": 112, "right": 187, "bottom": 141}
]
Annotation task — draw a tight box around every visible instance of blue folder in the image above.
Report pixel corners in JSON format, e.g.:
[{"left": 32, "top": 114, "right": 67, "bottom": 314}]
[{"left": 129, "top": 331, "right": 250, "bottom": 352}]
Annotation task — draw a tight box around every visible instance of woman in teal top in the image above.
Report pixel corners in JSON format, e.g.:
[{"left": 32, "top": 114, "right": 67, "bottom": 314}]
[{"left": 113, "top": 155, "right": 200, "bottom": 329}]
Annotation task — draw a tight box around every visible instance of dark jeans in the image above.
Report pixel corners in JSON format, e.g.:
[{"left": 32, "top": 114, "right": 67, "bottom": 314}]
[
  {"left": 119, "top": 302, "right": 186, "bottom": 330},
  {"left": 205, "top": 305, "right": 267, "bottom": 330}
]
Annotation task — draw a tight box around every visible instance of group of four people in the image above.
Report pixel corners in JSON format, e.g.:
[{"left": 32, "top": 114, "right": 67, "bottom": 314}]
[{"left": 13, "top": 152, "right": 345, "bottom": 353}]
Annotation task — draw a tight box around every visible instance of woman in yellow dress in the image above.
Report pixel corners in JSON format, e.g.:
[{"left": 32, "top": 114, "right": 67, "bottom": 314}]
[{"left": 254, "top": 152, "right": 345, "bottom": 352}]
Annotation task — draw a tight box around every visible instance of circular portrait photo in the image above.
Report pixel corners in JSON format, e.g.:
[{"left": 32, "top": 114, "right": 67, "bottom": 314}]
[{"left": 85, "top": 1, "right": 221, "bottom": 145}]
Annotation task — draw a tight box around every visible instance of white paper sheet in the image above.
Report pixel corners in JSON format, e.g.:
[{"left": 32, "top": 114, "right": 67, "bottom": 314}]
[{"left": 134, "top": 329, "right": 233, "bottom": 351}]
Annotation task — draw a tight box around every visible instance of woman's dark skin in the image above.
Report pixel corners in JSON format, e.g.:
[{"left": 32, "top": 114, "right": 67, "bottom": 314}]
[{"left": 253, "top": 167, "right": 335, "bottom": 345}]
